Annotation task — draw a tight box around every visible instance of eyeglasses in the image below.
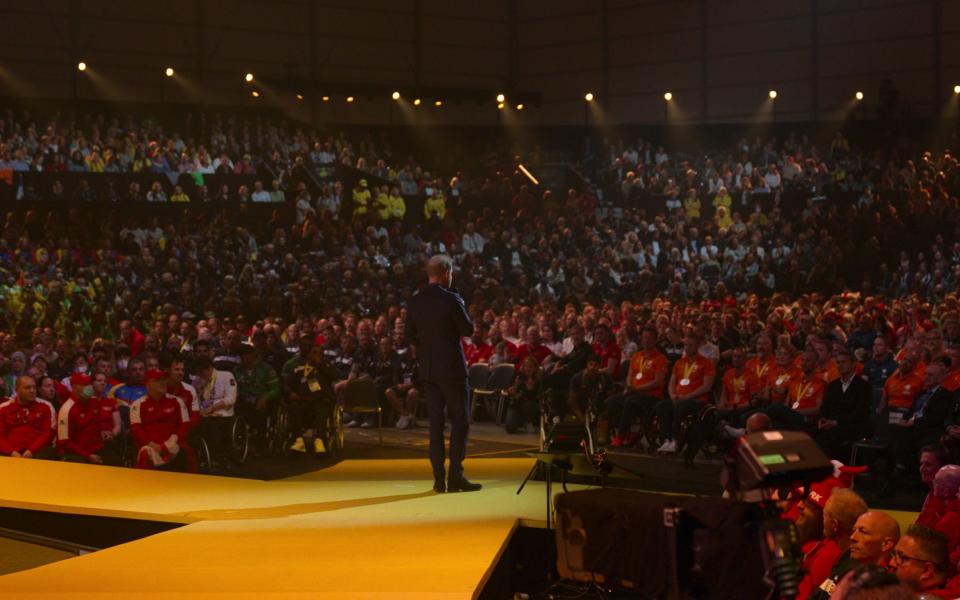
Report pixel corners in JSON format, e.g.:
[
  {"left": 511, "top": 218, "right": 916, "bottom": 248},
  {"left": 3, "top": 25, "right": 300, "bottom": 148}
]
[{"left": 891, "top": 550, "right": 932, "bottom": 567}]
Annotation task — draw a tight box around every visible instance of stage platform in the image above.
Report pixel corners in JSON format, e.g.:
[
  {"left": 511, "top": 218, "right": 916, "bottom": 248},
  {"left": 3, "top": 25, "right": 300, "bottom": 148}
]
[
  {"left": 0, "top": 451, "right": 921, "bottom": 598},
  {"left": 0, "top": 456, "right": 576, "bottom": 599}
]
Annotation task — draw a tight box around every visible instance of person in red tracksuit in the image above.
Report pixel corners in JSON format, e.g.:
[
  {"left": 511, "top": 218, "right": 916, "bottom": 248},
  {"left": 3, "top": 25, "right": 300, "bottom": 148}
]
[
  {"left": 129, "top": 370, "right": 190, "bottom": 470},
  {"left": 57, "top": 373, "right": 108, "bottom": 464},
  {"left": 0, "top": 375, "right": 56, "bottom": 459},
  {"left": 165, "top": 356, "right": 199, "bottom": 473}
]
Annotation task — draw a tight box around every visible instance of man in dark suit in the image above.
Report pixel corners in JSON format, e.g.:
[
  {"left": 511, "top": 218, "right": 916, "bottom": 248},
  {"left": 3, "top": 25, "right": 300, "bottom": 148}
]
[
  {"left": 814, "top": 349, "right": 872, "bottom": 459},
  {"left": 406, "top": 255, "right": 480, "bottom": 493},
  {"left": 890, "top": 356, "right": 953, "bottom": 480}
]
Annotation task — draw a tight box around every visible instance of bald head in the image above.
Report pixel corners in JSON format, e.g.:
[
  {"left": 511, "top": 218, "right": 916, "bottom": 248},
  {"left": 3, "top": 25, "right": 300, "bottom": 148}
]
[
  {"left": 745, "top": 412, "right": 771, "bottom": 434},
  {"left": 850, "top": 511, "right": 901, "bottom": 565},
  {"left": 933, "top": 464, "right": 960, "bottom": 501}
]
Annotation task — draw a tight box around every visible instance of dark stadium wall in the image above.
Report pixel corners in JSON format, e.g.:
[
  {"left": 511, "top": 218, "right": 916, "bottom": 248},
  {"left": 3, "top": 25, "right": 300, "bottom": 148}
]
[{"left": 1, "top": 0, "right": 958, "bottom": 126}]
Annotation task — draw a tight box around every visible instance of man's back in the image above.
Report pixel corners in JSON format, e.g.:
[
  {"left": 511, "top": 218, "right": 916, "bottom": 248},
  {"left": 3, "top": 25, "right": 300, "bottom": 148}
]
[{"left": 407, "top": 284, "right": 474, "bottom": 382}]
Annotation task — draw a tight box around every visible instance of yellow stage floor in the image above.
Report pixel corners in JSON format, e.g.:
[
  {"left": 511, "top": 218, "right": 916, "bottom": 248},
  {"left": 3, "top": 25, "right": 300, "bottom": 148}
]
[{"left": 0, "top": 457, "right": 561, "bottom": 599}]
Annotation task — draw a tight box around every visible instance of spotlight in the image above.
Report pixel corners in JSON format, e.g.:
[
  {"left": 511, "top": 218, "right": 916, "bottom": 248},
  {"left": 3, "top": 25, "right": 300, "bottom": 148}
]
[
  {"left": 296, "top": 94, "right": 304, "bottom": 101},
  {"left": 497, "top": 102, "right": 505, "bottom": 110},
  {"left": 954, "top": 84, "right": 960, "bottom": 94},
  {"left": 392, "top": 91, "right": 400, "bottom": 100},
  {"left": 516, "top": 103, "right": 524, "bottom": 111},
  {"left": 855, "top": 91, "right": 864, "bottom": 101},
  {"left": 664, "top": 91, "right": 673, "bottom": 101},
  {"left": 165, "top": 67, "right": 174, "bottom": 77},
  {"left": 769, "top": 90, "right": 778, "bottom": 99},
  {"left": 77, "top": 62, "right": 87, "bottom": 72},
  {"left": 251, "top": 91, "right": 260, "bottom": 98},
  {"left": 496, "top": 93, "right": 505, "bottom": 103},
  {"left": 413, "top": 98, "right": 421, "bottom": 106},
  {"left": 244, "top": 73, "right": 254, "bottom": 83},
  {"left": 585, "top": 92, "right": 594, "bottom": 102},
  {"left": 321, "top": 96, "right": 330, "bottom": 102},
  {"left": 346, "top": 96, "right": 355, "bottom": 103},
  {"left": 435, "top": 100, "right": 442, "bottom": 107}
]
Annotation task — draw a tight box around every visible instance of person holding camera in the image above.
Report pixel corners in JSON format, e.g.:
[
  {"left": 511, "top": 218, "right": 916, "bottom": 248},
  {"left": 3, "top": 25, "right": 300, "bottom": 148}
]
[{"left": 504, "top": 356, "right": 543, "bottom": 434}]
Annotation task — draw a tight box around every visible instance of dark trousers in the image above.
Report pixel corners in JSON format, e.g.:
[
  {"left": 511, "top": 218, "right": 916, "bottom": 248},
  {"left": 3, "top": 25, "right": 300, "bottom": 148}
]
[
  {"left": 607, "top": 393, "right": 659, "bottom": 438},
  {"left": 655, "top": 398, "right": 701, "bottom": 440},
  {"left": 198, "top": 416, "right": 232, "bottom": 462},
  {"left": 760, "top": 403, "right": 809, "bottom": 431},
  {"left": 505, "top": 399, "right": 539, "bottom": 433},
  {"left": 424, "top": 377, "right": 469, "bottom": 483}
]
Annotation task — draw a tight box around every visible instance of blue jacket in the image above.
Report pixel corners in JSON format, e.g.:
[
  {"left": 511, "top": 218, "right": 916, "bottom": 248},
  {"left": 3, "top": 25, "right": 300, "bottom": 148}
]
[{"left": 406, "top": 284, "right": 474, "bottom": 382}]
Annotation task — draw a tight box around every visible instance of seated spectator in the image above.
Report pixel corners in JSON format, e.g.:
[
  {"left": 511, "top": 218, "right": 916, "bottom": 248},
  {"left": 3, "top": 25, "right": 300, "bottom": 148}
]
[
  {"left": 811, "top": 511, "right": 900, "bottom": 599},
  {"left": 889, "top": 357, "right": 953, "bottom": 483},
  {"left": 567, "top": 354, "right": 613, "bottom": 423},
  {"left": 763, "top": 348, "right": 825, "bottom": 431},
  {"left": 233, "top": 343, "right": 280, "bottom": 453},
  {"left": 717, "top": 346, "right": 764, "bottom": 426},
  {"left": 191, "top": 356, "right": 238, "bottom": 467},
  {"left": 0, "top": 375, "right": 55, "bottom": 459},
  {"left": 129, "top": 370, "right": 190, "bottom": 470},
  {"left": 606, "top": 327, "right": 667, "bottom": 448},
  {"left": 57, "top": 373, "right": 116, "bottom": 464},
  {"left": 814, "top": 350, "right": 872, "bottom": 459},
  {"left": 283, "top": 342, "right": 338, "bottom": 454},
  {"left": 797, "top": 487, "right": 869, "bottom": 600},
  {"left": 917, "top": 445, "right": 948, "bottom": 527},
  {"left": 515, "top": 325, "right": 553, "bottom": 367},
  {"left": 655, "top": 331, "right": 715, "bottom": 454},
  {"left": 387, "top": 345, "right": 421, "bottom": 430},
  {"left": 504, "top": 356, "right": 543, "bottom": 434},
  {"left": 892, "top": 524, "right": 950, "bottom": 596}
]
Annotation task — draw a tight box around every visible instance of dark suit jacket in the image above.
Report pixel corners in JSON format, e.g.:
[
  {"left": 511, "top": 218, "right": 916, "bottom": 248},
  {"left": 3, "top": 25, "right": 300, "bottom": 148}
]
[
  {"left": 820, "top": 375, "right": 871, "bottom": 440},
  {"left": 910, "top": 387, "right": 953, "bottom": 435},
  {"left": 406, "top": 283, "right": 474, "bottom": 382}
]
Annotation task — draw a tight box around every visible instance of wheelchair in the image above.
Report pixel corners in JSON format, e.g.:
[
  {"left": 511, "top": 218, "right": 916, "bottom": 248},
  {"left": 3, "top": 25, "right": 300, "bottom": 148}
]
[
  {"left": 193, "top": 414, "right": 251, "bottom": 473},
  {"left": 280, "top": 399, "right": 344, "bottom": 456}
]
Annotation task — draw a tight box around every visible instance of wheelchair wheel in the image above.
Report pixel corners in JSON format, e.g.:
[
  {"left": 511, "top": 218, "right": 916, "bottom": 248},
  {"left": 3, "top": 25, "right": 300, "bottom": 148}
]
[
  {"left": 195, "top": 437, "right": 213, "bottom": 474},
  {"left": 230, "top": 416, "right": 251, "bottom": 464},
  {"left": 267, "top": 405, "right": 290, "bottom": 457},
  {"left": 327, "top": 405, "right": 345, "bottom": 455}
]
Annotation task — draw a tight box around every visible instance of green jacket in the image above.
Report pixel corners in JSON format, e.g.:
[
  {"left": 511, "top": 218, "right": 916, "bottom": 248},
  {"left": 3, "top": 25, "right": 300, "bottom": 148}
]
[{"left": 233, "top": 361, "right": 280, "bottom": 404}]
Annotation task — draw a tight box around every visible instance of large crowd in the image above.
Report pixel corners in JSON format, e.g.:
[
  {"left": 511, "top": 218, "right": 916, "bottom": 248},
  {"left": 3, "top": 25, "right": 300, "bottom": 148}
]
[{"left": 2, "top": 103, "right": 960, "bottom": 597}]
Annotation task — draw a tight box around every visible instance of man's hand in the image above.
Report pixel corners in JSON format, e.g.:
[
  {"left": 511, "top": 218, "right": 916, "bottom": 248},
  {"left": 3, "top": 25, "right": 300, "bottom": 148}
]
[
  {"left": 10, "top": 451, "right": 21, "bottom": 458},
  {"left": 22, "top": 450, "right": 33, "bottom": 459},
  {"left": 89, "top": 454, "right": 103, "bottom": 464},
  {"left": 148, "top": 442, "right": 163, "bottom": 452},
  {"left": 102, "top": 431, "right": 115, "bottom": 441}
]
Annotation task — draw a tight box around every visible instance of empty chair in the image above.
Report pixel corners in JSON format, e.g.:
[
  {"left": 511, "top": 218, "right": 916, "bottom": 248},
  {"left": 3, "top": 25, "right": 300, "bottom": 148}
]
[{"left": 343, "top": 377, "right": 383, "bottom": 445}]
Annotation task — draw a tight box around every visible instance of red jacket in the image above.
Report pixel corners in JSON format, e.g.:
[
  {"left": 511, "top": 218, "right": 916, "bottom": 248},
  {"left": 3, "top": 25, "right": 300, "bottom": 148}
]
[
  {"left": 95, "top": 395, "right": 120, "bottom": 436},
  {"left": 129, "top": 393, "right": 189, "bottom": 448},
  {"left": 168, "top": 382, "right": 200, "bottom": 431},
  {"left": 56, "top": 397, "right": 103, "bottom": 459},
  {"left": 0, "top": 398, "right": 55, "bottom": 455},
  {"left": 797, "top": 538, "right": 843, "bottom": 600},
  {"left": 918, "top": 493, "right": 947, "bottom": 528},
  {"left": 934, "top": 499, "right": 960, "bottom": 564}
]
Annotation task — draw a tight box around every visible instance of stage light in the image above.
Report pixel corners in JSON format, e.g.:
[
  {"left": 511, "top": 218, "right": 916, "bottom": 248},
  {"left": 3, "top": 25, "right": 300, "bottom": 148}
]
[
  {"left": 855, "top": 91, "right": 864, "bottom": 100},
  {"left": 435, "top": 100, "right": 442, "bottom": 107},
  {"left": 77, "top": 62, "right": 87, "bottom": 72},
  {"left": 251, "top": 91, "right": 260, "bottom": 98},
  {"left": 516, "top": 103, "right": 524, "bottom": 111},
  {"left": 954, "top": 84, "right": 960, "bottom": 94},
  {"left": 321, "top": 96, "right": 330, "bottom": 102},
  {"left": 584, "top": 92, "right": 594, "bottom": 102},
  {"left": 413, "top": 98, "right": 421, "bottom": 106},
  {"left": 664, "top": 91, "right": 673, "bottom": 101},
  {"left": 496, "top": 93, "right": 505, "bottom": 103},
  {"left": 165, "top": 67, "right": 175, "bottom": 77},
  {"left": 497, "top": 102, "right": 505, "bottom": 110},
  {"left": 244, "top": 73, "right": 254, "bottom": 83},
  {"left": 296, "top": 94, "right": 304, "bottom": 101},
  {"left": 392, "top": 91, "right": 400, "bottom": 100},
  {"left": 346, "top": 96, "right": 355, "bottom": 103},
  {"left": 769, "top": 90, "right": 778, "bottom": 99}
]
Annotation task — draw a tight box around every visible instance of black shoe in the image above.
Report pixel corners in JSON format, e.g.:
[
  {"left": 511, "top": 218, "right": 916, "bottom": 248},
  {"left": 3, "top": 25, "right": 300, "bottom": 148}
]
[
  {"left": 433, "top": 479, "right": 446, "bottom": 493},
  {"left": 448, "top": 476, "right": 482, "bottom": 493}
]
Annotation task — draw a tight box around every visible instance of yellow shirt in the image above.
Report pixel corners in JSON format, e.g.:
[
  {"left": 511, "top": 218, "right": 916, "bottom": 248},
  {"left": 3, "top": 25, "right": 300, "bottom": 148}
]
[
  {"left": 388, "top": 194, "right": 406, "bottom": 219},
  {"left": 424, "top": 195, "right": 446, "bottom": 220},
  {"left": 352, "top": 188, "right": 371, "bottom": 214},
  {"left": 170, "top": 192, "right": 190, "bottom": 203},
  {"left": 683, "top": 196, "right": 701, "bottom": 218}
]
